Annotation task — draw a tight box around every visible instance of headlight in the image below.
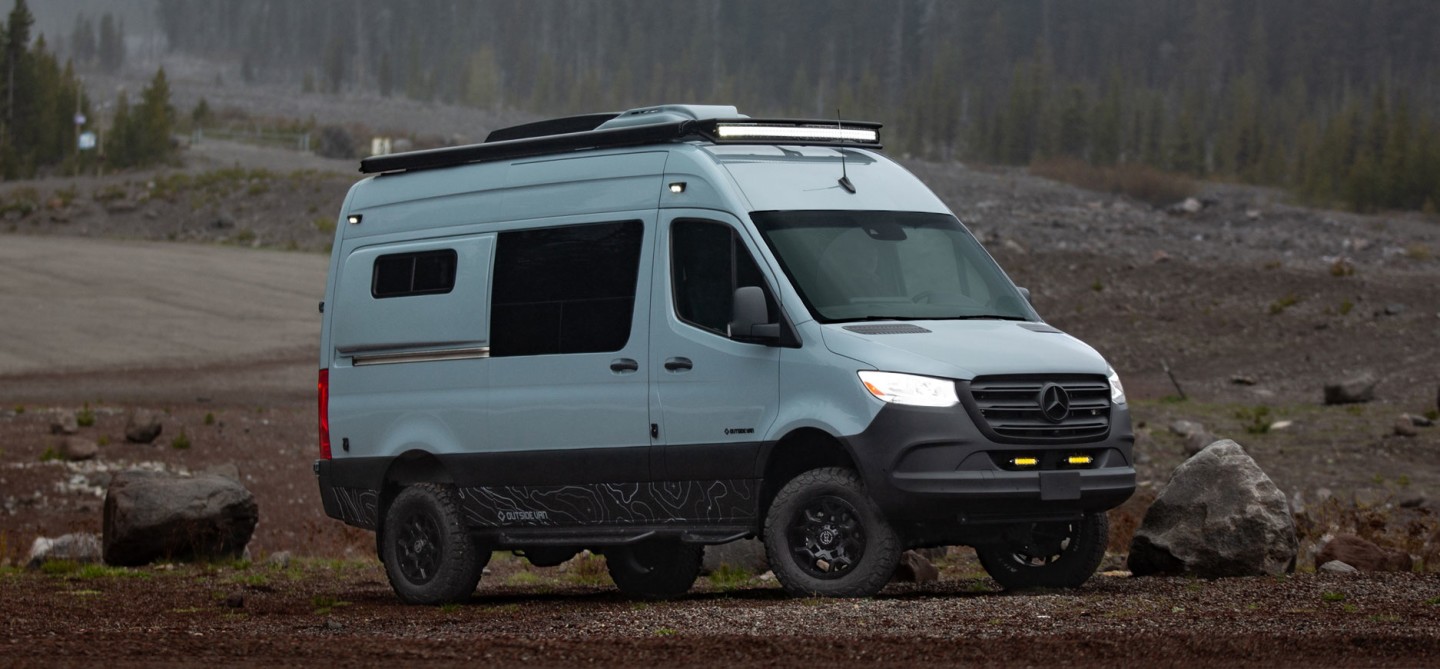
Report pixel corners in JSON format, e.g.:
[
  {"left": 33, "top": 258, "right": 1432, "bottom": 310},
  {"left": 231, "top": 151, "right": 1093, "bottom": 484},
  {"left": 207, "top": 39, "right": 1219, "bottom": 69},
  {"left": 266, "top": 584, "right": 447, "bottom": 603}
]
[
  {"left": 858, "top": 371, "right": 959, "bottom": 407},
  {"left": 1107, "top": 367, "right": 1126, "bottom": 405}
]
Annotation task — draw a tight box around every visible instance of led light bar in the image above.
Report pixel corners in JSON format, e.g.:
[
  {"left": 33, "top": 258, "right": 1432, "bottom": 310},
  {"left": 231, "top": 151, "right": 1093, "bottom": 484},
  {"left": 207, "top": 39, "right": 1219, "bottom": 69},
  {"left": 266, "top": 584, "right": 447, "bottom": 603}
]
[
  {"left": 1011, "top": 457, "right": 1039, "bottom": 467},
  {"left": 1067, "top": 455, "right": 1094, "bottom": 466},
  {"left": 714, "top": 123, "right": 878, "bottom": 143}
]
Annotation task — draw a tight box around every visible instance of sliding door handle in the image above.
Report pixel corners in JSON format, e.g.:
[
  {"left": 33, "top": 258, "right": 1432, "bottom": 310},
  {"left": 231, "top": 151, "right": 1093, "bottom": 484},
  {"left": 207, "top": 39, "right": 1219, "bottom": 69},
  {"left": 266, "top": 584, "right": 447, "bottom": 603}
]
[{"left": 610, "top": 358, "right": 639, "bottom": 373}]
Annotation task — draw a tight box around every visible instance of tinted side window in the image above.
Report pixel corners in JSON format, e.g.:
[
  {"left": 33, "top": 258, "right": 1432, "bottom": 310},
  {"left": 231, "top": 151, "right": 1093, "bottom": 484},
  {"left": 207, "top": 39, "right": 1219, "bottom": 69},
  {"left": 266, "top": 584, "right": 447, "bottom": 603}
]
[
  {"left": 671, "top": 219, "right": 772, "bottom": 336},
  {"left": 371, "top": 249, "right": 457, "bottom": 298},
  {"left": 490, "top": 220, "right": 643, "bottom": 356}
]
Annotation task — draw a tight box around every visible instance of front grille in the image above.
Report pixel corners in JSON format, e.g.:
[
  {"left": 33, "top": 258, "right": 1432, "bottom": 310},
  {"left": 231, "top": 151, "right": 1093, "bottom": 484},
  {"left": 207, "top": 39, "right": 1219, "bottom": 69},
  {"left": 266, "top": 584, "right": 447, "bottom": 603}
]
[{"left": 963, "top": 375, "right": 1111, "bottom": 444}]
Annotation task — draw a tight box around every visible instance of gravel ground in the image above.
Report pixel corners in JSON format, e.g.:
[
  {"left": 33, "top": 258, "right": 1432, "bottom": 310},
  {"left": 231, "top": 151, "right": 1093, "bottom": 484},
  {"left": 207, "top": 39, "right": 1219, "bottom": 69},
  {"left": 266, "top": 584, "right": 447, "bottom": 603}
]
[{"left": 2, "top": 560, "right": 1439, "bottom": 667}]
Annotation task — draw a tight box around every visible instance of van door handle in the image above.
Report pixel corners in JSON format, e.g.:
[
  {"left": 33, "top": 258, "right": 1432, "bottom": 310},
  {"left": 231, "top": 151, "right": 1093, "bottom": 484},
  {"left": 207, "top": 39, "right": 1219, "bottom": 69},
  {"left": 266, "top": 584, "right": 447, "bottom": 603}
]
[
  {"left": 610, "top": 358, "right": 639, "bottom": 373},
  {"left": 663, "top": 357, "right": 693, "bottom": 372}
]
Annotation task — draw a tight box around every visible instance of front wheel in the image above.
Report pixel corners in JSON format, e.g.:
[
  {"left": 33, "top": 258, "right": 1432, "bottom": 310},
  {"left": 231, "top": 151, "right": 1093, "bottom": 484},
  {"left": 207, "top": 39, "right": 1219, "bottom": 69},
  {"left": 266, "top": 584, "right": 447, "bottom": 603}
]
[
  {"left": 763, "top": 467, "right": 900, "bottom": 597},
  {"left": 380, "top": 483, "right": 489, "bottom": 604},
  {"left": 975, "top": 512, "right": 1109, "bottom": 590},
  {"left": 605, "top": 539, "right": 703, "bottom": 599}
]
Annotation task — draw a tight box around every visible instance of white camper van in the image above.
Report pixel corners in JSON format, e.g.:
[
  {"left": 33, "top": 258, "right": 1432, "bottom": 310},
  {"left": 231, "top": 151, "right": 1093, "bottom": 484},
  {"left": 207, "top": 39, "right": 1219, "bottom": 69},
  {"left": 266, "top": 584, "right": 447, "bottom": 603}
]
[{"left": 315, "top": 105, "right": 1134, "bottom": 604}]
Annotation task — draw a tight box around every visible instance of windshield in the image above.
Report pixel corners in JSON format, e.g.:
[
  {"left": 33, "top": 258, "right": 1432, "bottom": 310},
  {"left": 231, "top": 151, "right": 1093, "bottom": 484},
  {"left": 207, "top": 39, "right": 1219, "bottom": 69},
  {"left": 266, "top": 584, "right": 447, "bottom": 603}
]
[{"left": 750, "top": 211, "right": 1035, "bottom": 323}]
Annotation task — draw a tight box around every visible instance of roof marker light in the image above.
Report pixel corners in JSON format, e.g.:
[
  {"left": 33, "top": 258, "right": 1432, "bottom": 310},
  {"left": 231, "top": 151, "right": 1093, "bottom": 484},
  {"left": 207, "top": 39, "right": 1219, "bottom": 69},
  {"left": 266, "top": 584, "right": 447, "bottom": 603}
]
[
  {"left": 714, "top": 123, "right": 878, "bottom": 143},
  {"left": 347, "top": 214, "right": 362, "bottom": 225},
  {"left": 668, "top": 182, "right": 686, "bottom": 194}
]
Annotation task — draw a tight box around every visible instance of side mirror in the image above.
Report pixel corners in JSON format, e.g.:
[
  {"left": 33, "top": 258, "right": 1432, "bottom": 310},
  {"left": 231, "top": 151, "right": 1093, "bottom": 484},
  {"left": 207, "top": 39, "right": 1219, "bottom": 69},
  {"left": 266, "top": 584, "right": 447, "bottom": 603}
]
[
  {"left": 729, "top": 286, "right": 779, "bottom": 340},
  {"left": 1017, "top": 286, "right": 1032, "bottom": 304}
]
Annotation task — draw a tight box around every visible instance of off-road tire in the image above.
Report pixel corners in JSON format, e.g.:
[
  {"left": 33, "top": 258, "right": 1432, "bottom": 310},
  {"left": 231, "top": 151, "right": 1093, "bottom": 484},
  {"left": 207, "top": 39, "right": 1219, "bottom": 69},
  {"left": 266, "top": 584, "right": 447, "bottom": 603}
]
[
  {"left": 380, "top": 483, "right": 488, "bottom": 605},
  {"left": 763, "top": 467, "right": 901, "bottom": 597},
  {"left": 976, "top": 512, "right": 1109, "bottom": 590},
  {"left": 605, "top": 539, "right": 703, "bottom": 599}
]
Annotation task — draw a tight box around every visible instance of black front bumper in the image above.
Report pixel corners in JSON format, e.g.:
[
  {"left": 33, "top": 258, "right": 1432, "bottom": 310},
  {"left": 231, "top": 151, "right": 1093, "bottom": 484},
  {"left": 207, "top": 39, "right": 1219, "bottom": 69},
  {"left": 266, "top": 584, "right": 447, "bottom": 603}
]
[{"left": 840, "top": 401, "right": 1136, "bottom": 523}]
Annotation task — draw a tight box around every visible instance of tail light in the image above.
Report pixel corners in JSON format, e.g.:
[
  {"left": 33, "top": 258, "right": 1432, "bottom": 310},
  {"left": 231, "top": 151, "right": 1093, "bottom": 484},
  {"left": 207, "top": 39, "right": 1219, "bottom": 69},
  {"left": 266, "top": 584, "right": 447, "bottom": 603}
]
[{"left": 318, "top": 369, "right": 332, "bottom": 459}]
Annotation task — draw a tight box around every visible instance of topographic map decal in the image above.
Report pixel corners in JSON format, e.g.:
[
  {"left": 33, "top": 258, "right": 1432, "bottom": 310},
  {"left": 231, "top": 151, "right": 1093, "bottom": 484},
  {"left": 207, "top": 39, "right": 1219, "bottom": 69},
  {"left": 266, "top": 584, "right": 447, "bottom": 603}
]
[{"left": 457, "top": 479, "right": 758, "bottom": 527}]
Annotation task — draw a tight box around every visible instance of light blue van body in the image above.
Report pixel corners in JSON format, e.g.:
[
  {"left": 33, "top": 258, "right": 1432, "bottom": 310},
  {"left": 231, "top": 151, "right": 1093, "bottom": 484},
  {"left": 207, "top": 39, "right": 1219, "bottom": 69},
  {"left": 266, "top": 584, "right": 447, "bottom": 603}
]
[{"left": 315, "top": 105, "right": 1134, "bottom": 553}]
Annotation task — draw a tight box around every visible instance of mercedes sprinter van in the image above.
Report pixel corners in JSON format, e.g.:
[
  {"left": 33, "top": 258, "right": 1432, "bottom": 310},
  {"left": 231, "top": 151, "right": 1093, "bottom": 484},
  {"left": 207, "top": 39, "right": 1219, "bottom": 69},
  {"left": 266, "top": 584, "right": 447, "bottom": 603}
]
[{"left": 315, "top": 105, "right": 1134, "bottom": 603}]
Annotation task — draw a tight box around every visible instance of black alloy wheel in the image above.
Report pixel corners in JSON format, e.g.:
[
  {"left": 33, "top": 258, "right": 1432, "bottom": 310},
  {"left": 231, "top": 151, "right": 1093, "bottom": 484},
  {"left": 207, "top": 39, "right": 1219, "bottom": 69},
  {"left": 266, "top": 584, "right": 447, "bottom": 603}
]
[
  {"left": 975, "top": 512, "right": 1108, "bottom": 590},
  {"left": 380, "top": 483, "right": 488, "bottom": 604},
  {"left": 764, "top": 467, "right": 900, "bottom": 598}
]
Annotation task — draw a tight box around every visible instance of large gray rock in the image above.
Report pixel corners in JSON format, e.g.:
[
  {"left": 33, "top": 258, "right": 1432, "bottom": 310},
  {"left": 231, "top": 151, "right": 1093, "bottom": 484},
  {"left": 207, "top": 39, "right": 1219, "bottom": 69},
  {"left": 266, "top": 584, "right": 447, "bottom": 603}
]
[
  {"left": 1128, "top": 440, "right": 1297, "bottom": 578},
  {"left": 102, "top": 470, "right": 258, "bottom": 566},
  {"left": 124, "top": 411, "right": 164, "bottom": 444},
  {"left": 701, "top": 537, "right": 768, "bottom": 575},
  {"left": 27, "top": 533, "right": 102, "bottom": 568},
  {"left": 1323, "top": 374, "right": 1376, "bottom": 405}
]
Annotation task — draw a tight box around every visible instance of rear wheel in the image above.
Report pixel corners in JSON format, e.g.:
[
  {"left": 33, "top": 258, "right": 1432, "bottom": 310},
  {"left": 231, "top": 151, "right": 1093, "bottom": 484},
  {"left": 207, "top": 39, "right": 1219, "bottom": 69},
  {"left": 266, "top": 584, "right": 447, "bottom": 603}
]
[
  {"left": 380, "top": 483, "right": 488, "bottom": 604},
  {"left": 763, "top": 467, "right": 900, "bottom": 597},
  {"left": 605, "top": 539, "right": 703, "bottom": 599},
  {"left": 975, "top": 512, "right": 1108, "bottom": 590}
]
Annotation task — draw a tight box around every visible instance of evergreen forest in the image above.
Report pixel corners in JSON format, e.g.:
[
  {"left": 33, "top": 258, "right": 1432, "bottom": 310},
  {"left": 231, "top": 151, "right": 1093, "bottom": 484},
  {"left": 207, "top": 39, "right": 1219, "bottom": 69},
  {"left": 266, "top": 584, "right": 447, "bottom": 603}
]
[{"left": 30, "top": 1, "right": 1440, "bottom": 213}]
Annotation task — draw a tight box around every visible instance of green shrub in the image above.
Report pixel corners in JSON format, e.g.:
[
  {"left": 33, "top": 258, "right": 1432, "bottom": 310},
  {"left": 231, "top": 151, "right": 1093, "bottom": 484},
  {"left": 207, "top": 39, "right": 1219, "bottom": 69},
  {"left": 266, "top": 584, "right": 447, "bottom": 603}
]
[
  {"left": 170, "top": 431, "right": 191, "bottom": 450},
  {"left": 76, "top": 403, "right": 95, "bottom": 428}
]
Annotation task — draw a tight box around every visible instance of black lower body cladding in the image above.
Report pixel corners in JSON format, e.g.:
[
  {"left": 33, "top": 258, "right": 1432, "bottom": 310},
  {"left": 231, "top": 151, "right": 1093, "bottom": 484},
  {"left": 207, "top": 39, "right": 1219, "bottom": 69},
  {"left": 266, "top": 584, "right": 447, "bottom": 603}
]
[{"left": 315, "top": 403, "right": 1134, "bottom": 534}]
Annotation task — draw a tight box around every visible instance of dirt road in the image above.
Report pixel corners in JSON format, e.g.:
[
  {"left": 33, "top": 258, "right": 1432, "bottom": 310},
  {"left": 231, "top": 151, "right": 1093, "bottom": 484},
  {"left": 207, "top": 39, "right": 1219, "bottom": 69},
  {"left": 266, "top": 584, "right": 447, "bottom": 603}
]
[{"left": 0, "top": 236, "right": 324, "bottom": 404}]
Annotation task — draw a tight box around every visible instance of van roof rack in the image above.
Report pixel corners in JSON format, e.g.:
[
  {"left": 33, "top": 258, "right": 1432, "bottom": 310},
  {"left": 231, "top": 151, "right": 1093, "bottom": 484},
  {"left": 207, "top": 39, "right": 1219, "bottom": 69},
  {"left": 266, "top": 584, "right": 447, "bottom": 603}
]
[{"left": 359, "top": 106, "right": 883, "bottom": 175}]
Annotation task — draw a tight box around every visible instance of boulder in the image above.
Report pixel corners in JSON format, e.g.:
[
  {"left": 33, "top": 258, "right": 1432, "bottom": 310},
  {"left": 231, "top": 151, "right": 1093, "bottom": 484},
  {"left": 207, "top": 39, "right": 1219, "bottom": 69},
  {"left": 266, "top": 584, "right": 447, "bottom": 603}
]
[
  {"left": 1323, "top": 374, "right": 1376, "bottom": 405},
  {"left": 124, "top": 411, "right": 163, "bottom": 444},
  {"left": 1315, "top": 534, "right": 1412, "bottom": 573},
  {"left": 60, "top": 437, "right": 99, "bottom": 462},
  {"left": 102, "top": 469, "right": 258, "bottom": 566},
  {"left": 700, "top": 537, "right": 768, "bottom": 575},
  {"left": 50, "top": 412, "right": 79, "bottom": 435},
  {"left": 27, "top": 533, "right": 103, "bottom": 568},
  {"left": 1128, "top": 440, "right": 1297, "bottom": 578},
  {"left": 891, "top": 550, "right": 939, "bottom": 583}
]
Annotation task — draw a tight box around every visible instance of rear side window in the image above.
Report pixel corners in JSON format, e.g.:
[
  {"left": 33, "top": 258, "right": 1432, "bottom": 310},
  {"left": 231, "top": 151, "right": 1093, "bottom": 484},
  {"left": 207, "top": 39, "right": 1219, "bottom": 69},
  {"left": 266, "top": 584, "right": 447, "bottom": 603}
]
[
  {"left": 490, "top": 220, "right": 643, "bottom": 356},
  {"left": 371, "top": 249, "right": 458, "bottom": 298}
]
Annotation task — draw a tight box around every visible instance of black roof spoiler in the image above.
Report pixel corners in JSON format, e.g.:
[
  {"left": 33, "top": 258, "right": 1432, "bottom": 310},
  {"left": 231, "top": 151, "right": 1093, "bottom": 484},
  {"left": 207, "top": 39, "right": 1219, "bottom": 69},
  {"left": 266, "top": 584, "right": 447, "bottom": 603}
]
[{"left": 359, "top": 118, "right": 884, "bottom": 175}]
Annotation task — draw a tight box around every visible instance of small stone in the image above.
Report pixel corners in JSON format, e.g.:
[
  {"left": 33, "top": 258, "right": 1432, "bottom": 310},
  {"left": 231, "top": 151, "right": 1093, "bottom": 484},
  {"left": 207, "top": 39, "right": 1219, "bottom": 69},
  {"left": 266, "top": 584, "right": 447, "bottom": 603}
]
[
  {"left": 1407, "top": 414, "right": 1433, "bottom": 427},
  {"left": 1183, "top": 431, "right": 1217, "bottom": 457},
  {"left": 60, "top": 437, "right": 99, "bottom": 461},
  {"left": 1383, "top": 303, "right": 1408, "bottom": 316},
  {"left": 266, "top": 551, "right": 292, "bottom": 569},
  {"left": 26, "top": 533, "right": 103, "bottom": 568},
  {"left": 1152, "top": 250, "right": 1172, "bottom": 263},
  {"left": 1315, "top": 534, "right": 1412, "bottom": 572},
  {"left": 1394, "top": 416, "right": 1419, "bottom": 437},
  {"left": 1323, "top": 374, "right": 1377, "bottom": 405},
  {"left": 1230, "top": 375, "right": 1257, "bottom": 385},
  {"left": 1319, "top": 560, "right": 1358, "bottom": 574},
  {"left": 1268, "top": 420, "right": 1293, "bottom": 431},
  {"left": 50, "top": 413, "right": 79, "bottom": 435},
  {"left": 1244, "top": 209, "right": 1262, "bottom": 220},
  {"left": 124, "top": 411, "right": 163, "bottom": 444},
  {"left": 324, "top": 619, "right": 342, "bottom": 631},
  {"left": 223, "top": 591, "right": 245, "bottom": 608},
  {"left": 891, "top": 550, "right": 939, "bottom": 584},
  {"left": 1397, "top": 496, "right": 1426, "bottom": 509}
]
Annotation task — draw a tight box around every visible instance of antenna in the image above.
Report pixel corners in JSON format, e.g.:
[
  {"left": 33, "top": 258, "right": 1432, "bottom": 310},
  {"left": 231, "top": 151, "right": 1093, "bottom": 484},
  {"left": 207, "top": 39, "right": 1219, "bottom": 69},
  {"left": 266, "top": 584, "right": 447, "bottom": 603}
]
[{"left": 836, "top": 108, "right": 856, "bottom": 193}]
